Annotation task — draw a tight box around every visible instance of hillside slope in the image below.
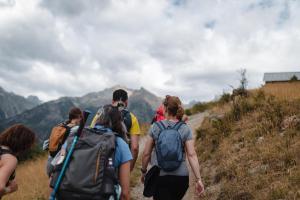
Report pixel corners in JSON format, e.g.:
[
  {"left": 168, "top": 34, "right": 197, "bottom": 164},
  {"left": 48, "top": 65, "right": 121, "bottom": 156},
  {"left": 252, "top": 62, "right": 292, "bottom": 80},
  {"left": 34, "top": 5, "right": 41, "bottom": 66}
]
[
  {"left": 195, "top": 90, "right": 300, "bottom": 200},
  {"left": 0, "top": 98, "right": 75, "bottom": 142}
]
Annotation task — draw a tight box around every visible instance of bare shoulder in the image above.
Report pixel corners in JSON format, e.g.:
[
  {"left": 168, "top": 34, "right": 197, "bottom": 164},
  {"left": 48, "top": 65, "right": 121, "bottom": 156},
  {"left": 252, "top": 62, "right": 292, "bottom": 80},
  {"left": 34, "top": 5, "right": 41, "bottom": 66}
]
[{"left": 1, "top": 154, "right": 18, "bottom": 168}]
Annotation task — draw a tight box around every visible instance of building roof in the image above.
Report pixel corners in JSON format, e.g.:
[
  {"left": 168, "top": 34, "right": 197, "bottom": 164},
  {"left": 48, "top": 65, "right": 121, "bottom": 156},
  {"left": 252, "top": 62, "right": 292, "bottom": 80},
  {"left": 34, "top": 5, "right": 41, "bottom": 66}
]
[{"left": 263, "top": 72, "right": 300, "bottom": 82}]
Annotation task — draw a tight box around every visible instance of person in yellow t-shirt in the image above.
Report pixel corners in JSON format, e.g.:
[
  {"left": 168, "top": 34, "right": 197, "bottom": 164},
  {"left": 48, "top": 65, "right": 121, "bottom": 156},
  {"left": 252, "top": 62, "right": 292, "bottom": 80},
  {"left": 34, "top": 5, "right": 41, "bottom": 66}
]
[{"left": 90, "top": 89, "right": 141, "bottom": 171}]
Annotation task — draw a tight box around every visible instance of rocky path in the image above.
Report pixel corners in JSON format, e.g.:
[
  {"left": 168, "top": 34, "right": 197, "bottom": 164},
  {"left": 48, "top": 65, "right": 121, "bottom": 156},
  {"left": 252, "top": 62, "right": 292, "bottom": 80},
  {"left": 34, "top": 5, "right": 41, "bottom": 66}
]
[{"left": 131, "top": 112, "right": 207, "bottom": 200}]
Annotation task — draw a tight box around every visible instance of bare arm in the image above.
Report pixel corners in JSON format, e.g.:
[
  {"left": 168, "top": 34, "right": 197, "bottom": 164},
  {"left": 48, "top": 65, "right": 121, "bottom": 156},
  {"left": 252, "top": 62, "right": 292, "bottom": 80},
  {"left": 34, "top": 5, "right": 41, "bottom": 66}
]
[
  {"left": 119, "top": 161, "right": 131, "bottom": 200},
  {"left": 185, "top": 139, "right": 204, "bottom": 196},
  {"left": 185, "top": 140, "right": 201, "bottom": 179},
  {"left": 130, "top": 135, "right": 139, "bottom": 171},
  {"left": 0, "top": 155, "right": 18, "bottom": 197}
]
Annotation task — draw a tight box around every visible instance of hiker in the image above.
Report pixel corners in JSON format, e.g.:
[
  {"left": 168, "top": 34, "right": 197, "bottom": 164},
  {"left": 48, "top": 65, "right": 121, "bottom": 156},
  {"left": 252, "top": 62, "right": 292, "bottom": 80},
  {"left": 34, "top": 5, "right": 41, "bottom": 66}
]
[
  {"left": 52, "top": 105, "right": 132, "bottom": 200},
  {"left": 94, "top": 105, "right": 132, "bottom": 200},
  {"left": 151, "top": 104, "right": 165, "bottom": 124},
  {"left": 46, "top": 107, "right": 82, "bottom": 177},
  {"left": 141, "top": 95, "right": 204, "bottom": 200},
  {"left": 0, "top": 124, "right": 36, "bottom": 198},
  {"left": 151, "top": 96, "right": 189, "bottom": 124},
  {"left": 91, "top": 89, "right": 141, "bottom": 171}
]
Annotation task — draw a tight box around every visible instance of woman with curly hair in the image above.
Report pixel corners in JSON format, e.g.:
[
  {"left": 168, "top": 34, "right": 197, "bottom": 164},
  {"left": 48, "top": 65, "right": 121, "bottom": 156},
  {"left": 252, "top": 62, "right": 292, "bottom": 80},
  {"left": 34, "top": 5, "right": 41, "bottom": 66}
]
[
  {"left": 141, "top": 95, "right": 204, "bottom": 200},
  {"left": 0, "top": 124, "right": 36, "bottom": 198}
]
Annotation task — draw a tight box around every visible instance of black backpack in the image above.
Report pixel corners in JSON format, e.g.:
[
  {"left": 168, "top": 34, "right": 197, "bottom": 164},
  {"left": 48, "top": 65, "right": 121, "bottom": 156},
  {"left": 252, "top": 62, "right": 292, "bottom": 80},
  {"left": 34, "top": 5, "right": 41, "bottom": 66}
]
[
  {"left": 121, "top": 109, "right": 132, "bottom": 133},
  {"left": 121, "top": 109, "right": 132, "bottom": 143}
]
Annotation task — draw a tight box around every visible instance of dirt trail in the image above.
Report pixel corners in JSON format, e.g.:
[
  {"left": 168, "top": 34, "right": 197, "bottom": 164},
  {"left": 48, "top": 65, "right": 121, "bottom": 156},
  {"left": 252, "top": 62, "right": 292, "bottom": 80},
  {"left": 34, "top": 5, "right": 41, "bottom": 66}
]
[
  {"left": 131, "top": 112, "right": 207, "bottom": 200},
  {"left": 183, "top": 112, "right": 208, "bottom": 200}
]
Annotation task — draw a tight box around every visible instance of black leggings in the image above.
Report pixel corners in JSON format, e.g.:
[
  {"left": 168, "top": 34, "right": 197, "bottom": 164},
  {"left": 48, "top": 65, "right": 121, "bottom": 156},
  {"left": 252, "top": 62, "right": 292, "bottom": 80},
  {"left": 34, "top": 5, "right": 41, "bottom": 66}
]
[{"left": 154, "top": 175, "right": 189, "bottom": 200}]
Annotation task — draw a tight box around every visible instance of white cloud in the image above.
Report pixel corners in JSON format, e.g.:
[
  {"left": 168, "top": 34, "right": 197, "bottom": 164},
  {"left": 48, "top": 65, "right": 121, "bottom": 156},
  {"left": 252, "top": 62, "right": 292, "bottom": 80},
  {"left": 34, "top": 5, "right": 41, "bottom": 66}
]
[{"left": 0, "top": 0, "right": 299, "bottom": 102}]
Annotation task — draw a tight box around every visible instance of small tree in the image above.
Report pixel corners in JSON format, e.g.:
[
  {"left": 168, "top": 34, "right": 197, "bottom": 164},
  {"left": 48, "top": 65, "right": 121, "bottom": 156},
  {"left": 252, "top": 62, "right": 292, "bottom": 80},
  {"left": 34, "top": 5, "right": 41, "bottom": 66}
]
[
  {"left": 239, "top": 68, "right": 248, "bottom": 90},
  {"left": 231, "top": 69, "right": 249, "bottom": 98},
  {"left": 290, "top": 75, "right": 298, "bottom": 82}
]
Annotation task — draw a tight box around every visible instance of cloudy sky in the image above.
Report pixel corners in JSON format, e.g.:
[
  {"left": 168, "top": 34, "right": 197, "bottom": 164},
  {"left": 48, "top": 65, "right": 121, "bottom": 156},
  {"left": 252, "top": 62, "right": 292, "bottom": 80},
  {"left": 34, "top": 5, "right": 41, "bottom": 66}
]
[{"left": 0, "top": 0, "right": 299, "bottom": 102}]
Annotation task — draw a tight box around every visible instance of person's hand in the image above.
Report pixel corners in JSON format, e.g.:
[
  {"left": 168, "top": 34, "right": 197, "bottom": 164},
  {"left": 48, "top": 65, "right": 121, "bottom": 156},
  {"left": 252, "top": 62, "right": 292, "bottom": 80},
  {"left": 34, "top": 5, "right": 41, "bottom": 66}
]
[
  {"left": 195, "top": 179, "right": 204, "bottom": 197},
  {"left": 140, "top": 173, "right": 145, "bottom": 183},
  {"left": 7, "top": 180, "right": 18, "bottom": 193}
]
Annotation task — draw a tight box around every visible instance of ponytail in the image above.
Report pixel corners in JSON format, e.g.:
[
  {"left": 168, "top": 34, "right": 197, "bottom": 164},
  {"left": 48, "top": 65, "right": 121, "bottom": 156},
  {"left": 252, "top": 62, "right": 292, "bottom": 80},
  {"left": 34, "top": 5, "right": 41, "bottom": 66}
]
[
  {"left": 176, "top": 106, "right": 184, "bottom": 121},
  {"left": 164, "top": 95, "right": 184, "bottom": 120}
]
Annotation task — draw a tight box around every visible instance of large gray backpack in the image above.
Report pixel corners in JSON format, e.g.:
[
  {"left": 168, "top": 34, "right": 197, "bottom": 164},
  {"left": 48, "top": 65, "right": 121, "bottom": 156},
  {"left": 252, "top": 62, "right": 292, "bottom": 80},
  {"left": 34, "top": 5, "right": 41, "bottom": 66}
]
[{"left": 51, "top": 127, "right": 118, "bottom": 200}]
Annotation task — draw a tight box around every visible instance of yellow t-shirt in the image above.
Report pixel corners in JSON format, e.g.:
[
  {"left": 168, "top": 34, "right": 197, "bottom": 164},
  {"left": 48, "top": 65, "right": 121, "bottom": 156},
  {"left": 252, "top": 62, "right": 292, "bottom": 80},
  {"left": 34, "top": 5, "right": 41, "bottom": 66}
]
[
  {"left": 129, "top": 113, "right": 141, "bottom": 135},
  {"left": 90, "top": 111, "right": 141, "bottom": 135}
]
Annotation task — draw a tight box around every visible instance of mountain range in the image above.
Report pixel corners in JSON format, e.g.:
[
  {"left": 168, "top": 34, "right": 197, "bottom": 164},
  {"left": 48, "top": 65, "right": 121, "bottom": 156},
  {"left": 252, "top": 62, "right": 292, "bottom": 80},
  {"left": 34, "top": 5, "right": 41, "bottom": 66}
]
[
  {"left": 0, "top": 87, "right": 41, "bottom": 120},
  {"left": 0, "top": 86, "right": 162, "bottom": 142}
]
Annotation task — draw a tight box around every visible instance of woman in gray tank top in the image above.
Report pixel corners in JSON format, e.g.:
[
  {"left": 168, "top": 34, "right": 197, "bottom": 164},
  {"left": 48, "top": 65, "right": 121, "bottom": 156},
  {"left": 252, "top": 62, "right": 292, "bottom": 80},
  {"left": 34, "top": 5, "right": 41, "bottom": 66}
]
[{"left": 141, "top": 96, "right": 204, "bottom": 200}]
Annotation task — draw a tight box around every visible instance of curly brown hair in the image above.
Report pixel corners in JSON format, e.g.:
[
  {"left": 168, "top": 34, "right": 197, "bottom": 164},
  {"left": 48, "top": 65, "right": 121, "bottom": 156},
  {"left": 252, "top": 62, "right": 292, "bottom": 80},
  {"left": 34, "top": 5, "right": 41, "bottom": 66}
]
[
  {"left": 0, "top": 124, "right": 36, "bottom": 154},
  {"left": 163, "top": 95, "right": 184, "bottom": 120}
]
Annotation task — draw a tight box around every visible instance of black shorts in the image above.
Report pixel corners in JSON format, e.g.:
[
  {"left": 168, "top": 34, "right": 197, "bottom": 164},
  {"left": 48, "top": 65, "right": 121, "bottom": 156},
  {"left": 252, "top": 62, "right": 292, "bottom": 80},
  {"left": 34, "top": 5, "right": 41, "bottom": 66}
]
[{"left": 154, "top": 175, "right": 189, "bottom": 200}]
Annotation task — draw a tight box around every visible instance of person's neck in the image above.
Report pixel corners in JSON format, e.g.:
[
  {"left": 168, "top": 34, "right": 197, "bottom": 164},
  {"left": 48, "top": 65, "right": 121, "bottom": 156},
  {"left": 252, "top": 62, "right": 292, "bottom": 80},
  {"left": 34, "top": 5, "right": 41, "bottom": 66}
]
[
  {"left": 69, "top": 120, "right": 78, "bottom": 126},
  {"left": 166, "top": 116, "right": 178, "bottom": 122}
]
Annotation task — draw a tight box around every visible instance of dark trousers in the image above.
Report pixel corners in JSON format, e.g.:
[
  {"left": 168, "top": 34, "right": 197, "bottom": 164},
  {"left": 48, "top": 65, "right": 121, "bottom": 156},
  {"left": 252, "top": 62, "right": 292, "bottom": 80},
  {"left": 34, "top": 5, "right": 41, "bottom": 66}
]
[{"left": 154, "top": 175, "right": 189, "bottom": 200}]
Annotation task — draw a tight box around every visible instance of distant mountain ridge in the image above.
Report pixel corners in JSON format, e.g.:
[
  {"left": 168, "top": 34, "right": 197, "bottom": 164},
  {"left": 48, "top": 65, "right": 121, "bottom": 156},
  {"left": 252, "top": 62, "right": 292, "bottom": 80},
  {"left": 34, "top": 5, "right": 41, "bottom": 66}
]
[
  {"left": 0, "top": 86, "right": 41, "bottom": 120},
  {"left": 0, "top": 86, "right": 162, "bottom": 142}
]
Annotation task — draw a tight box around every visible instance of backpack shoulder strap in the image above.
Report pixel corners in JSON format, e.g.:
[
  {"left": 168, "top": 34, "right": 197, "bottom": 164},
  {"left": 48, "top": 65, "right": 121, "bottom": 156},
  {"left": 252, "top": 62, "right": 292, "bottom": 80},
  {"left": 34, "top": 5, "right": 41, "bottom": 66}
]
[
  {"left": 155, "top": 121, "right": 166, "bottom": 132},
  {"left": 173, "top": 121, "right": 186, "bottom": 131},
  {"left": 121, "top": 109, "right": 132, "bottom": 132},
  {"left": 0, "top": 147, "right": 14, "bottom": 157}
]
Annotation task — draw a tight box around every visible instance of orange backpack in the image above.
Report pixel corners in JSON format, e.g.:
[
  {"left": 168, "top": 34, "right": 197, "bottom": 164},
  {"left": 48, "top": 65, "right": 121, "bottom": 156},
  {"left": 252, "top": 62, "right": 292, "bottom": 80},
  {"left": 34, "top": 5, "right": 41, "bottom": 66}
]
[{"left": 49, "top": 122, "right": 71, "bottom": 157}]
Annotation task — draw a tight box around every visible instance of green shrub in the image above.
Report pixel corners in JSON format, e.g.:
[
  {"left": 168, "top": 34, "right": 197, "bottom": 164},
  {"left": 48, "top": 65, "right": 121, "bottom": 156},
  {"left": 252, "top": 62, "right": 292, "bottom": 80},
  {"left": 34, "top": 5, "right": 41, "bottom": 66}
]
[
  {"left": 185, "top": 109, "right": 192, "bottom": 116},
  {"left": 211, "top": 118, "right": 232, "bottom": 137},
  {"left": 228, "top": 97, "right": 254, "bottom": 121},
  {"left": 219, "top": 93, "right": 231, "bottom": 104},
  {"left": 188, "top": 101, "right": 218, "bottom": 114}
]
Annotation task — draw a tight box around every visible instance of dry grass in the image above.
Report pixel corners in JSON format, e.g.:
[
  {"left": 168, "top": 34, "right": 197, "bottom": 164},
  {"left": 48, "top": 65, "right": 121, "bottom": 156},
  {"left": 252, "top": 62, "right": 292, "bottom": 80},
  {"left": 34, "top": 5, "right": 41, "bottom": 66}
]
[
  {"left": 262, "top": 82, "right": 300, "bottom": 100},
  {"left": 4, "top": 155, "right": 49, "bottom": 200},
  {"left": 196, "top": 91, "right": 300, "bottom": 200}
]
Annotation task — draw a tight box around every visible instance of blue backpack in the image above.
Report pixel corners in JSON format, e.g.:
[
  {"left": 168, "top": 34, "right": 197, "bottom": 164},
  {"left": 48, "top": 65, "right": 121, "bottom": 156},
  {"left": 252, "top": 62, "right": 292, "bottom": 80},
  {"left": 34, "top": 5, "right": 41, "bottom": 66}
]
[{"left": 155, "top": 121, "right": 185, "bottom": 172}]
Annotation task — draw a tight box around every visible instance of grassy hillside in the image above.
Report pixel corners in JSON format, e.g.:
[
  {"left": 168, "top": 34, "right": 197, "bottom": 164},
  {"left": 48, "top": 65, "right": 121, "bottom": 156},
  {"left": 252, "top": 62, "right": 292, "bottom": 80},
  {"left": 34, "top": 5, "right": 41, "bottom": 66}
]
[
  {"left": 4, "top": 156, "right": 49, "bottom": 200},
  {"left": 196, "top": 89, "right": 300, "bottom": 200}
]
